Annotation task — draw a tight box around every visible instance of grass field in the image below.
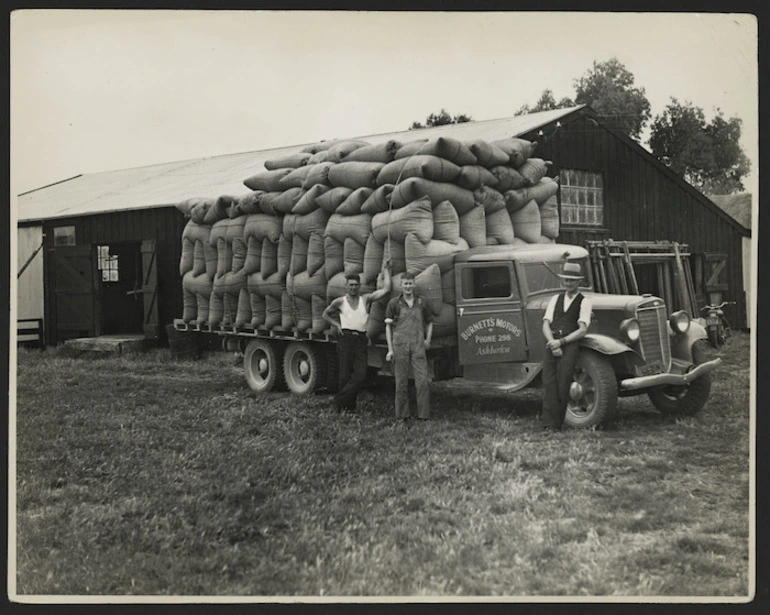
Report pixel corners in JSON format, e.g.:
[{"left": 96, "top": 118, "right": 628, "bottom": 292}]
[{"left": 13, "top": 333, "right": 752, "bottom": 598}]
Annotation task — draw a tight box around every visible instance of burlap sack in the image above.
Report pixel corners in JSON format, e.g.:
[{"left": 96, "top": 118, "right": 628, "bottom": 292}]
[
  {"left": 417, "top": 137, "right": 477, "bottom": 166},
  {"left": 539, "top": 194, "right": 560, "bottom": 239},
  {"left": 362, "top": 235, "right": 384, "bottom": 285},
  {"left": 264, "top": 152, "right": 312, "bottom": 171},
  {"left": 326, "top": 140, "right": 370, "bottom": 162},
  {"left": 325, "top": 212, "right": 373, "bottom": 246},
  {"left": 328, "top": 161, "right": 385, "bottom": 190},
  {"left": 377, "top": 155, "right": 462, "bottom": 186},
  {"left": 180, "top": 221, "right": 210, "bottom": 276},
  {"left": 490, "top": 166, "right": 528, "bottom": 192},
  {"left": 371, "top": 196, "right": 433, "bottom": 244},
  {"left": 431, "top": 303, "right": 457, "bottom": 338},
  {"left": 441, "top": 269, "right": 456, "bottom": 305},
  {"left": 278, "top": 234, "right": 292, "bottom": 278},
  {"left": 228, "top": 216, "right": 248, "bottom": 273},
  {"left": 261, "top": 239, "right": 278, "bottom": 278},
  {"left": 361, "top": 184, "right": 395, "bottom": 214},
  {"left": 342, "top": 140, "right": 401, "bottom": 163},
  {"left": 243, "top": 236, "right": 262, "bottom": 276},
  {"left": 485, "top": 208, "right": 516, "bottom": 245},
  {"left": 458, "top": 204, "right": 487, "bottom": 247},
  {"left": 203, "top": 195, "right": 236, "bottom": 225},
  {"left": 280, "top": 291, "right": 297, "bottom": 330},
  {"left": 432, "top": 200, "right": 461, "bottom": 244},
  {"left": 307, "top": 149, "right": 333, "bottom": 164},
  {"left": 182, "top": 270, "right": 213, "bottom": 324},
  {"left": 527, "top": 176, "right": 560, "bottom": 205},
  {"left": 176, "top": 198, "right": 201, "bottom": 218},
  {"left": 261, "top": 187, "right": 304, "bottom": 216},
  {"left": 324, "top": 236, "right": 344, "bottom": 280},
  {"left": 326, "top": 271, "right": 349, "bottom": 302},
  {"left": 301, "top": 162, "right": 336, "bottom": 189},
  {"left": 245, "top": 213, "right": 283, "bottom": 244},
  {"left": 243, "top": 168, "right": 293, "bottom": 192},
  {"left": 279, "top": 164, "right": 316, "bottom": 189},
  {"left": 336, "top": 187, "right": 373, "bottom": 215},
  {"left": 464, "top": 139, "right": 510, "bottom": 168},
  {"left": 265, "top": 294, "right": 282, "bottom": 329},
  {"left": 389, "top": 177, "right": 475, "bottom": 215},
  {"left": 457, "top": 165, "right": 499, "bottom": 190},
  {"left": 503, "top": 188, "right": 529, "bottom": 213},
  {"left": 343, "top": 237, "right": 366, "bottom": 275},
  {"left": 517, "top": 158, "right": 549, "bottom": 186},
  {"left": 250, "top": 270, "right": 285, "bottom": 299},
  {"left": 249, "top": 292, "right": 266, "bottom": 328},
  {"left": 492, "top": 137, "right": 538, "bottom": 167},
  {"left": 234, "top": 191, "right": 264, "bottom": 215},
  {"left": 315, "top": 186, "right": 354, "bottom": 213},
  {"left": 290, "top": 267, "right": 328, "bottom": 300},
  {"left": 301, "top": 140, "right": 339, "bottom": 154},
  {"left": 311, "top": 295, "right": 329, "bottom": 334},
  {"left": 292, "top": 184, "right": 329, "bottom": 215},
  {"left": 209, "top": 219, "right": 230, "bottom": 278},
  {"left": 291, "top": 235, "right": 309, "bottom": 275},
  {"left": 510, "top": 199, "right": 542, "bottom": 243},
  {"left": 294, "top": 207, "right": 331, "bottom": 241},
  {"left": 473, "top": 186, "right": 507, "bottom": 215},
  {"left": 394, "top": 138, "right": 429, "bottom": 159},
  {"left": 188, "top": 199, "right": 213, "bottom": 224},
  {"left": 405, "top": 233, "right": 470, "bottom": 275},
  {"left": 306, "top": 232, "right": 326, "bottom": 277},
  {"left": 535, "top": 235, "right": 556, "bottom": 244},
  {"left": 366, "top": 298, "right": 388, "bottom": 341}
]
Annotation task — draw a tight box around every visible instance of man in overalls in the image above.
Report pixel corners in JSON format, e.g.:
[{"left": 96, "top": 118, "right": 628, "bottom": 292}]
[
  {"left": 540, "top": 261, "right": 593, "bottom": 431},
  {"left": 323, "top": 262, "right": 391, "bottom": 412},
  {"left": 384, "top": 271, "right": 434, "bottom": 421}
]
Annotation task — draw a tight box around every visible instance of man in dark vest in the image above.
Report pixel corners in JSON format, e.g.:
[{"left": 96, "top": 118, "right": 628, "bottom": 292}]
[{"left": 540, "top": 261, "right": 593, "bottom": 430}]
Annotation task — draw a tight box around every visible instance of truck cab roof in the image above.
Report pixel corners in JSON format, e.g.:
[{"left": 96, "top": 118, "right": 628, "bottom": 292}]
[{"left": 454, "top": 243, "right": 589, "bottom": 264}]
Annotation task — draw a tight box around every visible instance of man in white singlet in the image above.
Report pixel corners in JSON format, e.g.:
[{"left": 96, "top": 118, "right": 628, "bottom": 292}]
[{"left": 322, "top": 263, "right": 391, "bottom": 412}]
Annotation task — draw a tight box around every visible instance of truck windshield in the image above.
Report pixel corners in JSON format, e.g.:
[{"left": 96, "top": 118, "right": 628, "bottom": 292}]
[{"left": 522, "top": 259, "right": 591, "bottom": 294}]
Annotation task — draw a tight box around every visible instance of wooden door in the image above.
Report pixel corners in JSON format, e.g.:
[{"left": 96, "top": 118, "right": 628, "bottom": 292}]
[{"left": 53, "top": 245, "right": 97, "bottom": 340}]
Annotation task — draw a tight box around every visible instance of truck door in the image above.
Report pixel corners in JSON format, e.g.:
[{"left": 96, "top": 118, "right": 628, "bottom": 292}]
[{"left": 455, "top": 262, "right": 528, "bottom": 365}]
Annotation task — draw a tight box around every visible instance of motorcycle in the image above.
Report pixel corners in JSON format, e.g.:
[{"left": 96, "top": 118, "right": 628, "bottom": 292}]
[{"left": 700, "top": 301, "right": 735, "bottom": 348}]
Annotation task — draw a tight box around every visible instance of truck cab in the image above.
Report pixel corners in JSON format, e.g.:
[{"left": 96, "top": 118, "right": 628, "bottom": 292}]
[{"left": 451, "top": 243, "right": 721, "bottom": 427}]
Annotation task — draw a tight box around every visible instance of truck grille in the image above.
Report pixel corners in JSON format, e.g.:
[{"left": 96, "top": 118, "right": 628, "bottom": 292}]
[{"left": 636, "top": 303, "right": 671, "bottom": 370}]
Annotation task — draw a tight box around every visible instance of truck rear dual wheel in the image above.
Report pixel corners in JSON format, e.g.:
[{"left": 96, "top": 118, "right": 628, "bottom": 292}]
[
  {"left": 243, "top": 340, "right": 287, "bottom": 393},
  {"left": 564, "top": 350, "right": 619, "bottom": 429},
  {"left": 648, "top": 340, "right": 712, "bottom": 416},
  {"left": 283, "top": 341, "right": 328, "bottom": 395}
]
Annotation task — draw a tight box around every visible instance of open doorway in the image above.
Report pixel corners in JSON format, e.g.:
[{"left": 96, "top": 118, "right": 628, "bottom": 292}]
[{"left": 97, "top": 242, "right": 144, "bottom": 335}]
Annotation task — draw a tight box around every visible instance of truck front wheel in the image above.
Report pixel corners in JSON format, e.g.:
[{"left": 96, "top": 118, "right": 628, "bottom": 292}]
[
  {"left": 244, "top": 339, "right": 286, "bottom": 392},
  {"left": 564, "top": 350, "right": 619, "bottom": 428},
  {"left": 648, "top": 340, "right": 712, "bottom": 416}
]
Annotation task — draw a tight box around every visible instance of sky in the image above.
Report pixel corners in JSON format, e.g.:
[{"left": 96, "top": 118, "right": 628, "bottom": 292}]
[{"left": 10, "top": 10, "right": 759, "bottom": 197}]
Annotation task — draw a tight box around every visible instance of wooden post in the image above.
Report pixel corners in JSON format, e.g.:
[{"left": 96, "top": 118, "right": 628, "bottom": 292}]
[
  {"left": 663, "top": 262, "right": 674, "bottom": 310},
  {"left": 673, "top": 243, "right": 693, "bottom": 316},
  {"left": 622, "top": 241, "right": 639, "bottom": 295},
  {"left": 603, "top": 241, "right": 621, "bottom": 293}
]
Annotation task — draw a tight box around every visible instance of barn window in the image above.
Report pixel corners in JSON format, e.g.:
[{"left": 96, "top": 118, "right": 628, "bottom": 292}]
[
  {"left": 97, "top": 245, "right": 119, "bottom": 282},
  {"left": 53, "top": 226, "right": 76, "bottom": 247},
  {"left": 559, "top": 169, "right": 604, "bottom": 227}
]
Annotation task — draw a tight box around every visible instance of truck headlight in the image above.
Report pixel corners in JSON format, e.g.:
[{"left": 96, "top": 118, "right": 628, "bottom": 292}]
[
  {"left": 620, "top": 318, "right": 640, "bottom": 343},
  {"left": 669, "top": 310, "right": 691, "bottom": 333}
]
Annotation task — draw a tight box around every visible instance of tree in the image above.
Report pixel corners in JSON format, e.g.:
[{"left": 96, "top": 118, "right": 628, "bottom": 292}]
[
  {"left": 649, "top": 98, "right": 750, "bottom": 194},
  {"left": 514, "top": 89, "right": 574, "bottom": 116},
  {"left": 409, "top": 108, "right": 472, "bottom": 130},
  {"left": 573, "top": 58, "right": 651, "bottom": 140}
]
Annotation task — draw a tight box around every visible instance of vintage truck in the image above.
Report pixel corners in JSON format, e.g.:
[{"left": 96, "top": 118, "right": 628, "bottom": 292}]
[{"left": 173, "top": 242, "right": 721, "bottom": 428}]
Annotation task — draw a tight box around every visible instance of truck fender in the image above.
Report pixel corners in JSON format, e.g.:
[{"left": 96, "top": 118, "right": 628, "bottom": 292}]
[
  {"left": 671, "top": 320, "right": 709, "bottom": 363},
  {"left": 579, "top": 333, "right": 633, "bottom": 356}
]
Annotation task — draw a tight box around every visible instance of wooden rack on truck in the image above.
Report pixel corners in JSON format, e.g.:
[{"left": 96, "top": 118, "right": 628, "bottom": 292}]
[{"left": 586, "top": 239, "right": 699, "bottom": 318}]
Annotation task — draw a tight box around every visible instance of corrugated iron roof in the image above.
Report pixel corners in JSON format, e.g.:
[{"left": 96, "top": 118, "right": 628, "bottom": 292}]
[
  {"left": 707, "top": 193, "right": 752, "bottom": 230},
  {"left": 16, "top": 106, "right": 585, "bottom": 222}
]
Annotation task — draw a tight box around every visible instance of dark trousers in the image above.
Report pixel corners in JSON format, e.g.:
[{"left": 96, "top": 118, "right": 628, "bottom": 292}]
[
  {"left": 541, "top": 342, "right": 580, "bottom": 428},
  {"left": 334, "top": 332, "right": 368, "bottom": 410}
]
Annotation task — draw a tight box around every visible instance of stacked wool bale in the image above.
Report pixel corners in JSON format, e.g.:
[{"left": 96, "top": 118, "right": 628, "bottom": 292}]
[{"left": 176, "top": 132, "right": 560, "bottom": 338}]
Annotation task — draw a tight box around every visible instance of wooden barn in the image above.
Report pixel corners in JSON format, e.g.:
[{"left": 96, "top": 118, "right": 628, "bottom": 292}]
[{"left": 15, "top": 105, "right": 751, "bottom": 347}]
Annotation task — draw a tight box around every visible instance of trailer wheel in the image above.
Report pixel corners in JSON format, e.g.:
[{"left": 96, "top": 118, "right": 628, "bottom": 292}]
[
  {"left": 283, "top": 342, "right": 327, "bottom": 395},
  {"left": 564, "top": 350, "right": 619, "bottom": 428},
  {"left": 243, "top": 339, "right": 286, "bottom": 393},
  {"left": 648, "top": 340, "right": 712, "bottom": 416}
]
